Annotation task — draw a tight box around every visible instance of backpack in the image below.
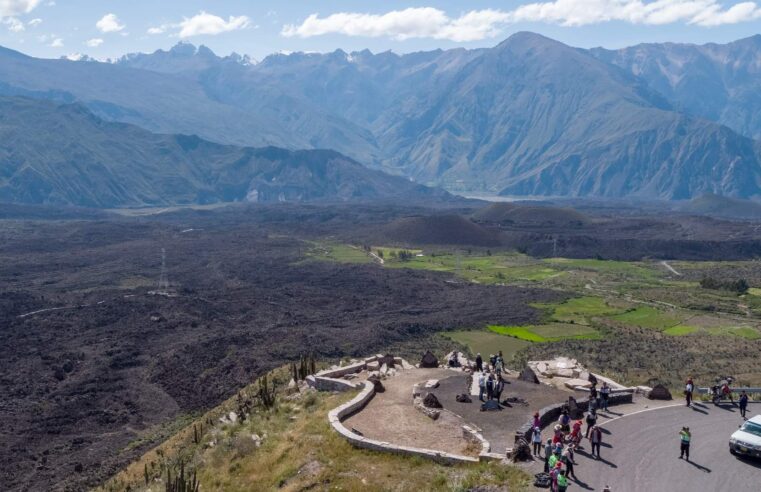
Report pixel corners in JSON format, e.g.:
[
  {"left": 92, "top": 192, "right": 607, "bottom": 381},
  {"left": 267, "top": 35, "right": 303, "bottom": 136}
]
[{"left": 534, "top": 473, "right": 552, "bottom": 488}]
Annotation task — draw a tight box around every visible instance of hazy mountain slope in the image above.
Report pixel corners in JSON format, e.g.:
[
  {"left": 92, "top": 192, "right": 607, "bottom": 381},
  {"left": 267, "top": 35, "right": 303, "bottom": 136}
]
[
  {"left": 4, "top": 34, "right": 761, "bottom": 199},
  {"left": 376, "top": 32, "right": 761, "bottom": 199},
  {"left": 0, "top": 45, "right": 378, "bottom": 163},
  {"left": 591, "top": 35, "right": 761, "bottom": 140},
  {"left": 0, "top": 97, "right": 445, "bottom": 207}
]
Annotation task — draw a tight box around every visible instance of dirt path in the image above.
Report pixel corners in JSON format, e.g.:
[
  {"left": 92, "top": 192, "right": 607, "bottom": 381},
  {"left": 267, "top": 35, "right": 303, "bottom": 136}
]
[
  {"left": 344, "top": 368, "right": 472, "bottom": 455},
  {"left": 660, "top": 260, "right": 682, "bottom": 276}
]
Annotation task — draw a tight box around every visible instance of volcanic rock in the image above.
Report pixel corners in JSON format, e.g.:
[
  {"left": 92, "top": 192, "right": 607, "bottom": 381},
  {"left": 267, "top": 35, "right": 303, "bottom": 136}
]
[
  {"left": 423, "top": 392, "right": 443, "bottom": 409},
  {"left": 648, "top": 384, "right": 672, "bottom": 400},
  {"left": 519, "top": 366, "right": 540, "bottom": 384},
  {"left": 420, "top": 351, "right": 439, "bottom": 368}
]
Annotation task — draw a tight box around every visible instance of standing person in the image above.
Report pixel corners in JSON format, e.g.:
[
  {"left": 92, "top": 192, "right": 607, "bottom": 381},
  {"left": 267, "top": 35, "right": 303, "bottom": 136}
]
[
  {"left": 533, "top": 412, "right": 542, "bottom": 429},
  {"left": 679, "top": 427, "right": 691, "bottom": 460},
  {"left": 685, "top": 378, "right": 694, "bottom": 407},
  {"left": 559, "top": 410, "right": 571, "bottom": 433},
  {"left": 478, "top": 372, "right": 486, "bottom": 401},
  {"left": 600, "top": 382, "right": 611, "bottom": 412},
  {"left": 495, "top": 375, "right": 505, "bottom": 402},
  {"left": 557, "top": 469, "right": 570, "bottom": 492},
  {"left": 495, "top": 356, "right": 504, "bottom": 374},
  {"left": 589, "top": 384, "right": 599, "bottom": 410},
  {"left": 722, "top": 382, "right": 735, "bottom": 405},
  {"left": 590, "top": 426, "right": 602, "bottom": 459},
  {"left": 544, "top": 438, "right": 553, "bottom": 472},
  {"left": 486, "top": 373, "right": 495, "bottom": 401},
  {"left": 739, "top": 391, "right": 749, "bottom": 419},
  {"left": 585, "top": 409, "right": 597, "bottom": 438},
  {"left": 532, "top": 426, "right": 543, "bottom": 456},
  {"left": 475, "top": 353, "right": 483, "bottom": 372},
  {"left": 489, "top": 354, "right": 497, "bottom": 370},
  {"left": 562, "top": 446, "right": 577, "bottom": 480},
  {"left": 550, "top": 461, "right": 563, "bottom": 492}
]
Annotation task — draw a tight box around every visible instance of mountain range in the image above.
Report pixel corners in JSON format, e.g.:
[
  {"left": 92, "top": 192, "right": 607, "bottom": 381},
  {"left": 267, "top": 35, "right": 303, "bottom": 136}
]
[
  {"left": 0, "top": 96, "right": 445, "bottom": 207},
  {"left": 2, "top": 33, "right": 761, "bottom": 202}
]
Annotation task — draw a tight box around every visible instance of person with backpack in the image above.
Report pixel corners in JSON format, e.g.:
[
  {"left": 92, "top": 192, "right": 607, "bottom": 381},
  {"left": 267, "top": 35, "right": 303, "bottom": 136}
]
[
  {"left": 589, "top": 425, "right": 602, "bottom": 458},
  {"left": 739, "top": 391, "right": 749, "bottom": 419},
  {"left": 532, "top": 426, "right": 543, "bottom": 456},
  {"left": 548, "top": 449, "right": 560, "bottom": 470},
  {"left": 585, "top": 410, "right": 597, "bottom": 438},
  {"left": 550, "top": 461, "right": 563, "bottom": 492},
  {"left": 679, "top": 427, "right": 691, "bottom": 460},
  {"left": 600, "top": 382, "right": 611, "bottom": 411}
]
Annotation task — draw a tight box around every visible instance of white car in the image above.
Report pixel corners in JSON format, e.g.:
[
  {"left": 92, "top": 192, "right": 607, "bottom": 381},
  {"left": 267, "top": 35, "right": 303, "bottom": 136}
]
[{"left": 729, "top": 415, "right": 761, "bottom": 458}]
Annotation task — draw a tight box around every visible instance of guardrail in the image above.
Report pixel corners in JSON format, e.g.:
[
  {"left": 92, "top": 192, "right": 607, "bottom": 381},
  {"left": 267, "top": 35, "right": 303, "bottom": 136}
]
[{"left": 696, "top": 387, "right": 761, "bottom": 394}]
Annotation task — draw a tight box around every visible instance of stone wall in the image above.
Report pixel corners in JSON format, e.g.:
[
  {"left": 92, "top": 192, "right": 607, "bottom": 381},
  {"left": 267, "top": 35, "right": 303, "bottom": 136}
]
[
  {"left": 328, "top": 381, "right": 480, "bottom": 465},
  {"left": 517, "top": 391, "right": 634, "bottom": 440}
]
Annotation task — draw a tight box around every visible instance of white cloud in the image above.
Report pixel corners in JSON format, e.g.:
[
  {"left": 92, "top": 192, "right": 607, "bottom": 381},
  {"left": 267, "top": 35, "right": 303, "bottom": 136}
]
[
  {"left": 282, "top": 8, "right": 510, "bottom": 41},
  {"left": 283, "top": 2, "right": 761, "bottom": 39},
  {"left": 506, "top": 0, "right": 761, "bottom": 27},
  {"left": 86, "top": 37, "right": 103, "bottom": 47},
  {"left": 178, "top": 11, "right": 250, "bottom": 38},
  {"left": 0, "top": 0, "right": 41, "bottom": 18},
  {"left": 96, "top": 13, "right": 125, "bottom": 33},
  {"left": 147, "top": 24, "right": 167, "bottom": 35},
  {"left": 3, "top": 16, "right": 24, "bottom": 31},
  {"left": 27, "top": 17, "right": 41, "bottom": 26},
  {"left": 50, "top": 36, "right": 62, "bottom": 47}
]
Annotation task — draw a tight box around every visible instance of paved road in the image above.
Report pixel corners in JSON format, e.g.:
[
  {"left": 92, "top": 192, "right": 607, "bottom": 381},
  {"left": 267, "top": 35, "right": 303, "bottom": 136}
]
[{"left": 564, "top": 403, "right": 761, "bottom": 491}]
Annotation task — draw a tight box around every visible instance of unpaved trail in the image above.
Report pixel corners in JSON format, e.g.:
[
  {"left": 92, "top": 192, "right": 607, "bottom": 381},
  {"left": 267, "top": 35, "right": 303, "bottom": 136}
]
[{"left": 660, "top": 260, "right": 682, "bottom": 276}]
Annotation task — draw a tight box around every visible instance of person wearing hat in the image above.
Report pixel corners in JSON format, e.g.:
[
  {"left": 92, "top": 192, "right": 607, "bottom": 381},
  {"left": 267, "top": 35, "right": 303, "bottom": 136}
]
[
  {"left": 550, "top": 461, "right": 563, "bottom": 492},
  {"left": 679, "top": 426, "right": 691, "bottom": 460}
]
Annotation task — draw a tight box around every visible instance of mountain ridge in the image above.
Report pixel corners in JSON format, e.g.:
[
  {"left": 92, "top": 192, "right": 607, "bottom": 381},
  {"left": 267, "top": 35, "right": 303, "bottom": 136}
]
[{"left": 0, "top": 96, "right": 448, "bottom": 208}]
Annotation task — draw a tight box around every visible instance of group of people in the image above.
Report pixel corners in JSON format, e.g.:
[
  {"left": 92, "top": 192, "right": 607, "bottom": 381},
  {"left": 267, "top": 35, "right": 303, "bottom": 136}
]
[
  {"left": 530, "top": 403, "right": 606, "bottom": 491},
  {"left": 685, "top": 376, "right": 750, "bottom": 419},
  {"left": 474, "top": 351, "right": 504, "bottom": 374},
  {"left": 475, "top": 352, "right": 506, "bottom": 402}
]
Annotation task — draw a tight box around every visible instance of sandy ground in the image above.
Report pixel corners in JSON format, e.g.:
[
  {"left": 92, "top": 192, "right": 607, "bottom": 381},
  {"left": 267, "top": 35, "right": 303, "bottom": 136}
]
[{"left": 344, "top": 367, "right": 474, "bottom": 455}]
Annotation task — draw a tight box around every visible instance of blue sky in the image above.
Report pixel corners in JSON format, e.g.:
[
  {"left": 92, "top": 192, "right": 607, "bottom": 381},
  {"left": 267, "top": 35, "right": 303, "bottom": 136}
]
[{"left": 1, "top": 0, "right": 760, "bottom": 60}]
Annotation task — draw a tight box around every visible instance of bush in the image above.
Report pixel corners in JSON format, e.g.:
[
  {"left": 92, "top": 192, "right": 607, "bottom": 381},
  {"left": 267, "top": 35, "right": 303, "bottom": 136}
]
[{"left": 699, "top": 276, "right": 749, "bottom": 294}]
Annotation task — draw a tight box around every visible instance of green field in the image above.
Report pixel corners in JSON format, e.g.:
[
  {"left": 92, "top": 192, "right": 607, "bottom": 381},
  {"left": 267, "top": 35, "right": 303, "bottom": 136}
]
[
  {"left": 488, "top": 323, "right": 601, "bottom": 342},
  {"left": 309, "top": 243, "right": 374, "bottom": 264},
  {"left": 442, "top": 330, "right": 531, "bottom": 361},
  {"left": 663, "top": 325, "right": 699, "bottom": 336},
  {"left": 534, "top": 296, "right": 624, "bottom": 325},
  {"left": 611, "top": 306, "right": 684, "bottom": 330}
]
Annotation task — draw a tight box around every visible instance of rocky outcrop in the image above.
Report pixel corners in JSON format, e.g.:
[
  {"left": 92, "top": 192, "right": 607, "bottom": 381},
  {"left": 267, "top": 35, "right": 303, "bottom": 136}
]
[
  {"left": 420, "top": 351, "right": 439, "bottom": 368},
  {"left": 519, "top": 366, "right": 540, "bottom": 384},
  {"left": 648, "top": 384, "right": 673, "bottom": 400}
]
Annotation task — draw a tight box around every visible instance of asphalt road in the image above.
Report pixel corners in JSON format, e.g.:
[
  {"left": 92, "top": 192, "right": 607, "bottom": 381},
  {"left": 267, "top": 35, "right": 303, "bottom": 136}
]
[{"left": 564, "top": 402, "right": 761, "bottom": 492}]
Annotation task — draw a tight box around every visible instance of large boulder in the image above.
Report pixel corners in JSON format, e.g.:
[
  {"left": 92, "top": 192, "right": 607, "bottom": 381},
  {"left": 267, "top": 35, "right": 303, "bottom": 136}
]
[
  {"left": 648, "top": 384, "right": 673, "bottom": 400},
  {"left": 519, "top": 366, "right": 540, "bottom": 384},
  {"left": 423, "top": 392, "right": 443, "bottom": 409},
  {"left": 420, "top": 350, "right": 439, "bottom": 368}
]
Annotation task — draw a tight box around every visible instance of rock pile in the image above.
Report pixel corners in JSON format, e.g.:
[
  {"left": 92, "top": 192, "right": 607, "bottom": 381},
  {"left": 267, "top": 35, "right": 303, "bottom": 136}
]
[{"left": 456, "top": 393, "right": 472, "bottom": 403}]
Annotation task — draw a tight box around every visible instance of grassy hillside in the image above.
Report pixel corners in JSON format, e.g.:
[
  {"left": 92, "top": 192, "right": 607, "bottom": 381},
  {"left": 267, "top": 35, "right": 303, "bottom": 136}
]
[{"left": 101, "top": 366, "right": 531, "bottom": 492}]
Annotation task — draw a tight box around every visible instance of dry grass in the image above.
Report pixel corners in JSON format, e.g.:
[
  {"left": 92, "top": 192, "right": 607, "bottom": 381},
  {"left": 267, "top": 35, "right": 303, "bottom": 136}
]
[{"left": 99, "top": 367, "right": 531, "bottom": 492}]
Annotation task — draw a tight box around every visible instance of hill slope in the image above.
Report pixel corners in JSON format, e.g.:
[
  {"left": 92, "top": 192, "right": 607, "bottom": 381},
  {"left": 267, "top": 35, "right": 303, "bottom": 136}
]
[
  {"left": 591, "top": 35, "right": 761, "bottom": 140},
  {"left": 3, "top": 35, "right": 761, "bottom": 199},
  {"left": 0, "top": 97, "right": 446, "bottom": 208}
]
